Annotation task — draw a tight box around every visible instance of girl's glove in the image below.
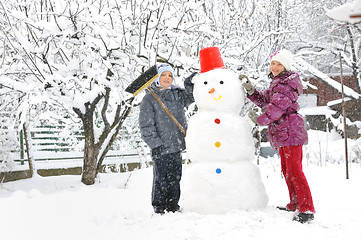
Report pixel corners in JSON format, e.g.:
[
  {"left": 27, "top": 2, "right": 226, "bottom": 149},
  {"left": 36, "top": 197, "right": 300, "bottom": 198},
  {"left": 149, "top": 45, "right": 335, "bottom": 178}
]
[
  {"left": 239, "top": 74, "right": 255, "bottom": 96},
  {"left": 247, "top": 111, "right": 259, "bottom": 125}
]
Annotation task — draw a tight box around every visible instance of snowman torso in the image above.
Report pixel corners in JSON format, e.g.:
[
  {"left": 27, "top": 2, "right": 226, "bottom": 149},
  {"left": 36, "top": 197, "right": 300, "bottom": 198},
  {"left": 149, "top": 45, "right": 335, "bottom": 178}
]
[
  {"left": 186, "top": 111, "right": 254, "bottom": 162},
  {"left": 186, "top": 68, "right": 254, "bottom": 162}
]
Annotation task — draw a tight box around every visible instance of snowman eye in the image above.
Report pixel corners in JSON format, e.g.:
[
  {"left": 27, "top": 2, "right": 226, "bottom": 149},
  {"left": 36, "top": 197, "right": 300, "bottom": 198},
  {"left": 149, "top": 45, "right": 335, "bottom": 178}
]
[
  {"left": 204, "top": 81, "right": 208, "bottom": 85},
  {"left": 220, "top": 81, "right": 224, "bottom": 84}
]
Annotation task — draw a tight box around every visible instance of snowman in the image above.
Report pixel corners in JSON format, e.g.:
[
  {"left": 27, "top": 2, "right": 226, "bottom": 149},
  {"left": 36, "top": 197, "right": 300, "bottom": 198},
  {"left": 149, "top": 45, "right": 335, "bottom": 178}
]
[{"left": 181, "top": 47, "right": 268, "bottom": 214}]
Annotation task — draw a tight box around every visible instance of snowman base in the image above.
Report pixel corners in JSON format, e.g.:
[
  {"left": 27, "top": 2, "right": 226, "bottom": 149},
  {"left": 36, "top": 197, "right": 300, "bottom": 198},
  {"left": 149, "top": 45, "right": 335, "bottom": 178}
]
[{"left": 181, "top": 161, "right": 268, "bottom": 214}]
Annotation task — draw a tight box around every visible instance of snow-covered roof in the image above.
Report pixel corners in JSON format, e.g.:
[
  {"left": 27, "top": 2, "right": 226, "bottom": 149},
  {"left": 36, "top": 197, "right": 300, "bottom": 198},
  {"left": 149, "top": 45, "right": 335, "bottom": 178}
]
[
  {"left": 299, "top": 106, "right": 336, "bottom": 116},
  {"left": 327, "top": 97, "right": 353, "bottom": 107},
  {"left": 293, "top": 57, "right": 360, "bottom": 100},
  {"left": 326, "top": 0, "right": 361, "bottom": 24}
]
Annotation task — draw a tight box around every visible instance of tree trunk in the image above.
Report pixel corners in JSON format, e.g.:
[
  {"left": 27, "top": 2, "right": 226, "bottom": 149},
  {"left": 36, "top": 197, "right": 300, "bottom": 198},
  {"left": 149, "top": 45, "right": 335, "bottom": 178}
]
[
  {"left": 74, "top": 93, "right": 134, "bottom": 185},
  {"left": 78, "top": 106, "right": 101, "bottom": 185},
  {"left": 81, "top": 140, "right": 100, "bottom": 185},
  {"left": 23, "top": 121, "right": 35, "bottom": 177},
  {"left": 96, "top": 97, "right": 134, "bottom": 173}
]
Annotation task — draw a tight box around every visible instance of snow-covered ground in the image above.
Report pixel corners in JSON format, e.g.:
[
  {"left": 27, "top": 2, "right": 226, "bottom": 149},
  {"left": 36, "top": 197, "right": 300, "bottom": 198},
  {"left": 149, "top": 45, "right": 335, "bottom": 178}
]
[{"left": 1, "top": 153, "right": 360, "bottom": 240}]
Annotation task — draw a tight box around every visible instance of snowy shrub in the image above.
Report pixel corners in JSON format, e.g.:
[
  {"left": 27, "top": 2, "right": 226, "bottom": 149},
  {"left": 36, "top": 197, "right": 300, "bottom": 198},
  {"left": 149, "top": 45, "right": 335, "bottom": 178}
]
[
  {"left": 0, "top": 117, "right": 18, "bottom": 171},
  {"left": 351, "top": 139, "right": 361, "bottom": 164}
]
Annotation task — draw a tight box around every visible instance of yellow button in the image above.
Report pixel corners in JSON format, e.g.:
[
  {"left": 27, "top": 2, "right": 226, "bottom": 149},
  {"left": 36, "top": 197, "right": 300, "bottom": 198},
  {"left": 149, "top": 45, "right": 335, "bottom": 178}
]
[{"left": 215, "top": 142, "right": 221, "bottom": 147}]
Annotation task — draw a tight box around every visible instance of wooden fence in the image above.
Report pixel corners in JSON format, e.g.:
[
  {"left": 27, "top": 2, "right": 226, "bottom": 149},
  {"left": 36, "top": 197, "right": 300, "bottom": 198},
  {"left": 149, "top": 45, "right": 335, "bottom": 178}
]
[
  {"left": 0, "top": 124, "right": 150, "bottom": 182},
  {"left": 13, "top": 125, "right": 144, "bottom": 162}
]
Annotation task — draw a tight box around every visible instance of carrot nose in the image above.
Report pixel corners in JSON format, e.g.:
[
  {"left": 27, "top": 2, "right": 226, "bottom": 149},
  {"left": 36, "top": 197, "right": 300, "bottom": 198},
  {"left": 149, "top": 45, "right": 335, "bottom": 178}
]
[{"left": 208, "top": 88, "right": 215, "bottom": 94}]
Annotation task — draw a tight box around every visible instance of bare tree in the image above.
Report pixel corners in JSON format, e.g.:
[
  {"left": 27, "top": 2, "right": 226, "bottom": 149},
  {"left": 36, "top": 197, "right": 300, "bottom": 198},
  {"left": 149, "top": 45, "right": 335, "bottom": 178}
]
[{"left": 1, "top": 0, "right": 140, "bottom": 184}]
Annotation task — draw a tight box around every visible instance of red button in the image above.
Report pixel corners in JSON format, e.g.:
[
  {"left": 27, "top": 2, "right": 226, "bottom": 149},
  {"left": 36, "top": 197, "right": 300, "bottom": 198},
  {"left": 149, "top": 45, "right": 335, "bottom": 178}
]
[{"left": 214, "top": 118, "right": 220, "bottom": 124}]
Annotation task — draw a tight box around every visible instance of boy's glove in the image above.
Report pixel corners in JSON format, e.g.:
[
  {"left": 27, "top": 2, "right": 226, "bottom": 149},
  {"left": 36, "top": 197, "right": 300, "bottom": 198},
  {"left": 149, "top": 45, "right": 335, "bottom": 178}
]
[
  {"left": 239, "top": 74, "right": 255, "bottom": 96},
  {"left": 151, "top": 146, "right": 163, "bottom": 159},
  {"left": 188, "top": 72, "right": 199, "bottom": 84},
  {"left": 188, "top": 72, "right": 198, "bottom": 79}
]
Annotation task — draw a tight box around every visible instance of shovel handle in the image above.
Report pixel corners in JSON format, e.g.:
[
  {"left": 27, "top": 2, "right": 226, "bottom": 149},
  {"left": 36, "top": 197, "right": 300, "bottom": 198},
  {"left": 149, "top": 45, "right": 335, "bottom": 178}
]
[{"left": 148, "top": 88, "right": 186, "bottom": 136}]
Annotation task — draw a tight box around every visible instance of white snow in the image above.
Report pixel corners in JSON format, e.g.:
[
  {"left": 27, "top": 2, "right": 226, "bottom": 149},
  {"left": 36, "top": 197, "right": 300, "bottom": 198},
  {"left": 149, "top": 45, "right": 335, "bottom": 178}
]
[
  {"left": 326, "top": 0, "right": 361, "bottom": 24},
  {"left": 0, "top": 150, "right": 360, "bottom": 240},
  {"left": 299, "top": 106, "right": 336, "bottom": 116}
]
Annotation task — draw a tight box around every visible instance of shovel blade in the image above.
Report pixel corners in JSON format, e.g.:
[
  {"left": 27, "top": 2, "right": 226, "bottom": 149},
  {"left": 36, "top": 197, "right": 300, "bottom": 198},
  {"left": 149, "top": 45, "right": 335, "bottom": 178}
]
[{"left": 125, "top": 65, "right": 159, "bottom": 96}]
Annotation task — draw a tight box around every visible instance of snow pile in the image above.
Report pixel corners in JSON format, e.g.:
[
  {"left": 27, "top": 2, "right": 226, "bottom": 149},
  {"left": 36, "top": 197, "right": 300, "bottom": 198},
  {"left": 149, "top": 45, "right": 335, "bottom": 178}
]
[{"left": 304, "top": 129, "right": 361, "bottom": 165}]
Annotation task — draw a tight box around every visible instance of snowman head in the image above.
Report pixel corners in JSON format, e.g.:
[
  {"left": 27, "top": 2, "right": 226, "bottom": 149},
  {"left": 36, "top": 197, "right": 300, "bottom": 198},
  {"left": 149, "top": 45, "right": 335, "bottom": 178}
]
[
  {"left": 193, "top": 69, "right": 245, "bottom": 113},
  {"left": 193, "top": 47, "right": 245, "bottom": 113}
]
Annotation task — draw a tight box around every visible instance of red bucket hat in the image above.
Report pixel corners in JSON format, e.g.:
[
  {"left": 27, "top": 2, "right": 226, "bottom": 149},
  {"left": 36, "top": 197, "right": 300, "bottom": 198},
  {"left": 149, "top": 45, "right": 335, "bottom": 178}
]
[{"left": 199, "top": 47, "right": 226, "bottom": 73}]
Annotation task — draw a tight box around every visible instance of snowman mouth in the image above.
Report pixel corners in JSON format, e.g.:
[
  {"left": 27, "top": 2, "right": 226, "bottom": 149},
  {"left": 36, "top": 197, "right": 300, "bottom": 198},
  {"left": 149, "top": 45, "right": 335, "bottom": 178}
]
[
  {"left": 208, "top": 88, "right": 222, "bottom": 100},
  {"left": 213, "top": 95, "right": 222, "bottom": 100}
]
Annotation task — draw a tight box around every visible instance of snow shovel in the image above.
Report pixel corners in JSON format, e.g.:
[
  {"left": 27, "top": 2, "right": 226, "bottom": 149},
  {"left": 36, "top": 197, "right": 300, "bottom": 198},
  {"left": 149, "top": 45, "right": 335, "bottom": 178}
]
[
  {"left": 125, "top": 65, "right": 159, "bottom": 96},
  {"left": 125, "top": 65, "right": 186, "bottom": 135}
]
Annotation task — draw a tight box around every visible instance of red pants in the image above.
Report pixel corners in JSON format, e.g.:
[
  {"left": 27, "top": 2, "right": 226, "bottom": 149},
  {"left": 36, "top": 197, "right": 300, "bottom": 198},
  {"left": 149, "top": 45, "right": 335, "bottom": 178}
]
[{"left": 279, "top": 145, "right": 315, "bottom": 213}]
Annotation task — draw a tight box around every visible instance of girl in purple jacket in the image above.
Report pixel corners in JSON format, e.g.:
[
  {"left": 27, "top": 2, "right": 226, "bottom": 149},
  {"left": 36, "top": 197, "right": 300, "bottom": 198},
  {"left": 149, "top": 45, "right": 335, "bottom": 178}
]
[{"left": 241, "top": 49, "right": 315, "bottom": 223}]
